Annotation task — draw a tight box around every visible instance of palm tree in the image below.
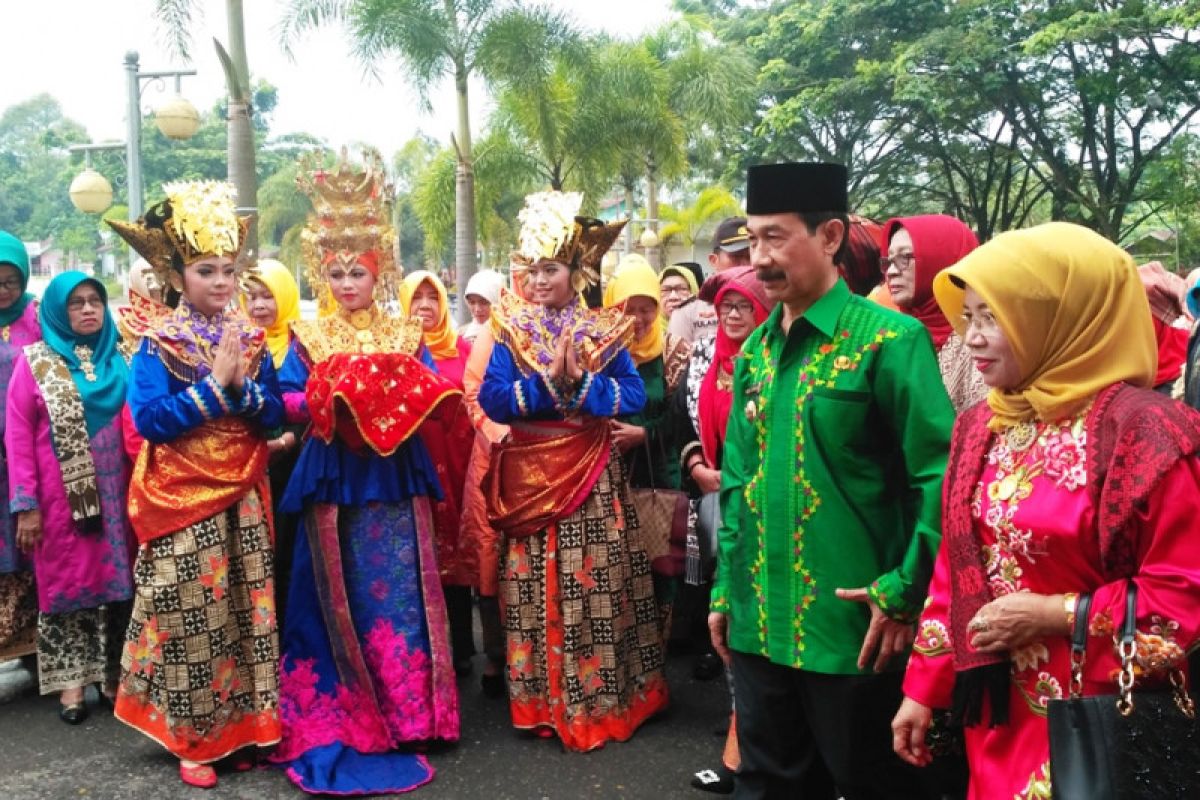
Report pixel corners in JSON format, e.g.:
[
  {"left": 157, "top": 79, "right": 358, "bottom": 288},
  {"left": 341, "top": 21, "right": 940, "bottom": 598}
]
[
  {"left": 153, "top": 0, "right": 259, "bottom": 250},
  {"left": 658, "top": 186, "right": 742, "bottom": 260},
  {"left": 411, "top": 127, "right": 539, "bottom": 269},
  {"left": 648, "top": 22, "right": 755, "bottom": 225},
  {"left": 279, "top": 0, "right": 575, "bottom": 318}
]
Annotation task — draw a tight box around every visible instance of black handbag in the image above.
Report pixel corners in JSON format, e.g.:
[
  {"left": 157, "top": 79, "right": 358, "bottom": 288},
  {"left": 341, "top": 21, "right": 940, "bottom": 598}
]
[
  {"left": 1048, "top": 583, "right": 1200, "bottom": 800},
  {"left": 695, "top": 491, "right": 720, "bottom": 572}
]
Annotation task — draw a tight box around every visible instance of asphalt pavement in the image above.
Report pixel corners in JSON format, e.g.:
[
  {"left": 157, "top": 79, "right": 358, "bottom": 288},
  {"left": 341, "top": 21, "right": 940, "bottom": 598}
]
[{"left": 0, "top": 649, "right": 729, "bottom": 800}]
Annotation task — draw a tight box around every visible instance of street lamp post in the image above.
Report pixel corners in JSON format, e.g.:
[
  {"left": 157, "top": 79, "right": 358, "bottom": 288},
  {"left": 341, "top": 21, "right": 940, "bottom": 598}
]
[
  {"left": 124, "top": 51, "right": 198, "bottom": 221},
  {"left": 68, "top": 143, "right": 125, "bottom": 214}
]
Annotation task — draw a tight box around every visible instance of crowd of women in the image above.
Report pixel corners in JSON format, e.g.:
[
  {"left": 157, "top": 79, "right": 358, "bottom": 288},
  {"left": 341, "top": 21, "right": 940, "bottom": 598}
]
[{"left": 0, "top": 149, "right": 1196, "bottom": 799}]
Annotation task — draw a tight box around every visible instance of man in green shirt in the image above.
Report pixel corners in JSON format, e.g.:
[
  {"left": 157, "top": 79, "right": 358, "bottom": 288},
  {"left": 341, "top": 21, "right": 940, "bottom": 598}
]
[{"left": 709, "top": 163, "right": 954, "bottom": 799}]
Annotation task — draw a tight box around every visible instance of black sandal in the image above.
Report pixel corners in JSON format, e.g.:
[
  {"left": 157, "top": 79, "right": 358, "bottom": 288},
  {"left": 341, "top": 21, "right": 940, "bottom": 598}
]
[
  {"left": 691, "top": 765, "right": 735, "bottom": 795},
  {"left": 59, "top": 703, "right": 89, "bottom": 725}
]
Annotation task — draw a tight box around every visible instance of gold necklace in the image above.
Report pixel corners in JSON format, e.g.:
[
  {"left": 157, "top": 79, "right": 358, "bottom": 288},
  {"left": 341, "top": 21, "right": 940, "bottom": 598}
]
[{"left": 73, "top": 344, "right": 97, "bottom": 381}]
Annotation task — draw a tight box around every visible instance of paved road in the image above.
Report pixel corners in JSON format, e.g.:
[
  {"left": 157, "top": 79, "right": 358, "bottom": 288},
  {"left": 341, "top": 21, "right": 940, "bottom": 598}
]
[{"left": 0, "top": 650, "right": 729, "bottom": 800}]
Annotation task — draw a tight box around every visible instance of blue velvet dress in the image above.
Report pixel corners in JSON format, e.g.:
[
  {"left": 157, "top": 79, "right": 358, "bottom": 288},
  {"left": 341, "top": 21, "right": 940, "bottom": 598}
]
[{"left": 271, "top": 342, "right": 460, "bottom": 796}]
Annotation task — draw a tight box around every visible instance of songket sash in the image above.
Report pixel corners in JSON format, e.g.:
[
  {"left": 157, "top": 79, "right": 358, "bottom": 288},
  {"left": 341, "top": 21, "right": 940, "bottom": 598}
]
[
  {"left": 128, "top": 417, "right": 270, "bottom": 544},
  {"left": 485, "top": 419, "right": 612, "bottom": 538}
]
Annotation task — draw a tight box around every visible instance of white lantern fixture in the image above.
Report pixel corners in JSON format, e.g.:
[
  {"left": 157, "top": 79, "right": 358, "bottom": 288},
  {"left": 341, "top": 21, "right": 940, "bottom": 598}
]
[
  {"left": 154, "top": 94, "right": 201, "bottom": 140},
  {"left": 639, "top": 227, "right": 660, "bottom": 249},
  {"left": 69, "top": 168, "right": 114, "bottom": 214}
]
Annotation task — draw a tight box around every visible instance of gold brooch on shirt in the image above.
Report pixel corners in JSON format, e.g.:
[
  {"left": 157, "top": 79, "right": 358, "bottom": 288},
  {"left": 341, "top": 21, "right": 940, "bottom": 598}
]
[
  {"left": 73, "top": 345, "right": 97, "bottom": 382},
  {"left": 833, "top": 355, "right": 851, "bottom": 370},
  {"left": 1002, "top": 420, "right": 1037, "bottom": 453}
]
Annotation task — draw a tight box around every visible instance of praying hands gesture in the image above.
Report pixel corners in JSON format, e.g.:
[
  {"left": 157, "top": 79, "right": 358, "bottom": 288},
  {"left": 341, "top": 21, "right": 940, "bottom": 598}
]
[
  {"left": 546, "top": 334, "right": 583, "bottom": 385},
  {"left": 211, "top": 327, "right": 245, "bottom": 391}
]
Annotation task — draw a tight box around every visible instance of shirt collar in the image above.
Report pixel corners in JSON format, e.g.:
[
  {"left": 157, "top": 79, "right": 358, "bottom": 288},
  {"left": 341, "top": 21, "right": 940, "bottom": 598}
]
[{"left": 766, "top": 278, "right": 851, "bottom": 340}]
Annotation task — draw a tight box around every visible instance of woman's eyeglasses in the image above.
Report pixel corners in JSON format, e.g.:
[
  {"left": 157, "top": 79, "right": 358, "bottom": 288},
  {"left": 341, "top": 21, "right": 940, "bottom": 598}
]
[
  {"left": 879, "top": 253, "right": 916, "bottom": 272},
  {"left": 67, "top": 296, "right": 105, "bottom": 311},
  {"left": 0, "top": 278, "right": 22, "bottom": 292},
  {"left": 959, "top": 310, "right": 1000, "bottom": 334},
  {"left": 717, "top": 301, "right": 755, "bottom": 318}
]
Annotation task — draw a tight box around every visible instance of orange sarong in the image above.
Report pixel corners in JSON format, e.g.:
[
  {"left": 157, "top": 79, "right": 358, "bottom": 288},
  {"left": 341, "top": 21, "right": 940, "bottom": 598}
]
[
  {"left": 484, "top": 420, "right": 611, "bottom": 538},
  {"left": 127, "top": 417, "right": 269, "bottom": 544}
]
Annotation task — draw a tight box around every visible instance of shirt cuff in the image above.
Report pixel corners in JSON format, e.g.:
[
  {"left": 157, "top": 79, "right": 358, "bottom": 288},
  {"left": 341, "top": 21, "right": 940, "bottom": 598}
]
[
  {"left": 10, "top": 486, "right": 38, "bottom": 513},
  {"left": 868, "top": 572, "right": 920, "bottom": 624}
]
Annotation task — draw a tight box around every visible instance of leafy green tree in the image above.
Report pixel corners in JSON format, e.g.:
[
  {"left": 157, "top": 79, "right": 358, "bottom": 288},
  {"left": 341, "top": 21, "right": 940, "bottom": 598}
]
[
  {"left": 281, "top": 0, "right": 575, "bottom": 307},
  {"left": 0, "top": 95, "right": 101, "bottom": 261}
]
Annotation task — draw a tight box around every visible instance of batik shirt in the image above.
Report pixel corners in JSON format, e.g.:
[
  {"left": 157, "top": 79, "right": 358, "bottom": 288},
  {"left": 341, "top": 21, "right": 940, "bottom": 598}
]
[{"left": 712, "top": 279, "right": 954, "bottom": 673}]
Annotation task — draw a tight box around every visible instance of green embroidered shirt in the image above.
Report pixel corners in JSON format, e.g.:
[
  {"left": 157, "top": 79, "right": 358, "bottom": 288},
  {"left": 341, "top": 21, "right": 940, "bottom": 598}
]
[{"left": 711, "top": 280, "right": 954, "bottom": 674}]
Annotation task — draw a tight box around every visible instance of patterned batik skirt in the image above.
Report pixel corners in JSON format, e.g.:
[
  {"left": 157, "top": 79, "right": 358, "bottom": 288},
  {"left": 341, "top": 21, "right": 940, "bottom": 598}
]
[
  {"left": 501, "top": 454, "right": 669, "bottom": 752},
  {"left": 114, "top": 492, "right": 281, "bottom": 763},
  {"left": 38, "top": 602, "right": 131, "bottom": 694},
  {"left": 0, "top": 572, "right": 37, "bottom": 661}
]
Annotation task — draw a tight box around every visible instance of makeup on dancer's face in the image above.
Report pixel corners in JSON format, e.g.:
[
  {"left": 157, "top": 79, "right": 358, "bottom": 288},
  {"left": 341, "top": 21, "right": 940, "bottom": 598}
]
[
  {"left": 327, "top": 258, "right": 375, "bottom": 311},
  {"left": 184, "top": 256, "right": 236, "bottom": 317},
  {"left": 528, "top": 259, "right": 573, "bottom": 308}
]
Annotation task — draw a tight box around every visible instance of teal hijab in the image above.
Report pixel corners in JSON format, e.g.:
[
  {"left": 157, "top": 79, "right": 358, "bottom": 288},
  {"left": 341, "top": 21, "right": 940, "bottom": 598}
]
[
  {"left": 40, "top": 271, "right": 128, "bottom": 436},
  {"left": 0, "top": 230, "right": 35, "bottom": 327}
]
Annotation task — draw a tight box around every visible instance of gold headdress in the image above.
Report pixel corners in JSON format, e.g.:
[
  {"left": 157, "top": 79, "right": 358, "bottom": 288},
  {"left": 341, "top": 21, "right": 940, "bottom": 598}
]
[
  {"left": 106, "top": 180, "right": 251, "bottom": 292},
  {"left": 297, "top": 147, "right": 399, "bottom": 309},
  {"left": 511, "top": 191, "right": 628, "bottom": 292}
]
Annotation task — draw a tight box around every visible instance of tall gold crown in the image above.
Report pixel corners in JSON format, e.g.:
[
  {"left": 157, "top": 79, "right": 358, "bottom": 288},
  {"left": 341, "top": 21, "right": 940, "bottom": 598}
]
[
  {"left": 511, "top": 191, "right": 628, "bottom": 291},
  {"left": 107, "top": 180, "right": 251, "bottom": 291},
  {"left": 297, "top": 147, "right": 399, "bottom": 309}
]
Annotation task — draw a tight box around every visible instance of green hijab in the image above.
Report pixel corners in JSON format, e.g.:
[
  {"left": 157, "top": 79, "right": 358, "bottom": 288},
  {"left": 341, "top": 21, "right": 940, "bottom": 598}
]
[
  {"left": 0, "top": 230, "right": 35, "bottom": 327},
  {"left": 40, "top": 271, "right": 128, "bottom": 436}
]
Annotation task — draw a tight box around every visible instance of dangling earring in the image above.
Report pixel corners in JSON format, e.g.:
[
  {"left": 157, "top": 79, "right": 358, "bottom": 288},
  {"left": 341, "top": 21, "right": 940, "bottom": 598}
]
[{"left": 570, "top": 270, "right": 587, "bottom": 294}]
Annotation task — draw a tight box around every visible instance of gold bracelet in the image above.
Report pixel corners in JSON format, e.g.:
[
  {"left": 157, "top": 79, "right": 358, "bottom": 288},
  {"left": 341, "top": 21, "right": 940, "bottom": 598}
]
[{"left": 1063, "top": 592, "right": 1079, "bottom": 632}]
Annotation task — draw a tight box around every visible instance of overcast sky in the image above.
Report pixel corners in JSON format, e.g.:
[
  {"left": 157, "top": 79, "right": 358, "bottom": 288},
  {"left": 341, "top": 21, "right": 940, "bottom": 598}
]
[{"left": 4, "top": 0, "right": 675, "bottom": 156}]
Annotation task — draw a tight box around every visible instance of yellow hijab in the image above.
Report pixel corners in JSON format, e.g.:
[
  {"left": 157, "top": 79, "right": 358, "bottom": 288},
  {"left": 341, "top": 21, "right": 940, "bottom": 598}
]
[
  {"left": 604, "top": 257, "right": 664, "bottom": 365},
  {"left": 933, "top": 222, "right": 1156, "bottom": 430},
  {"left": 401, "top": 270, "right": 460, "bottom": 360},
  {"left": 242, "top": 258, "right": 301, "bottom": 368}
]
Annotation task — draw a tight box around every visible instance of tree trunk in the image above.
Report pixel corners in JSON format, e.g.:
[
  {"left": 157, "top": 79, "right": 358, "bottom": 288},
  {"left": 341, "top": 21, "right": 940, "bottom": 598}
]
[
  {"left": 623, "top": 179, "right": 637, "bottom": 254},
  {"left": 225, "top": 0, "right": 258, "bottom": 253},
  {"left": 453, "top": 64, "right": 477, "bottom": 324},
  {"left": 645, "top": 156, "right": 660, "bottom": 269}
]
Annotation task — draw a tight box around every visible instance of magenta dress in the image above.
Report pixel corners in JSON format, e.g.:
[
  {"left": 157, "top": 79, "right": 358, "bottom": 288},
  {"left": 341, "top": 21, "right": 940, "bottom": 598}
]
[
  {"left": 6, "top": 355, "right": 135, "bottom": 614},
  {"left": 0, "top": 302, "right": 41, "bottom": 660},
  {"left": 903, "top": 403, "right": 1200, "bottom": 798}
]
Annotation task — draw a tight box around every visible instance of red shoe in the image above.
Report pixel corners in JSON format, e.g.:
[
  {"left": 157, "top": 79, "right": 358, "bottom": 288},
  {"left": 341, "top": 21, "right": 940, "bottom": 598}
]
[
  {"left": 229, "top": 751, "right": 256, "bottom": 772},
  {"left": 179, "top": 762, "right": 217, "bottom": 789},
  {"left": 535, "top": 727, "right": 555, "bottom": 739}
]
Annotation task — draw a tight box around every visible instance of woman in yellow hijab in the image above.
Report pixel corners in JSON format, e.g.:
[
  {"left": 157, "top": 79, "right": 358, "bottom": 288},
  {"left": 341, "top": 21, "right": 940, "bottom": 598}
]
[
  {"left": 400, "top": 269, "right": 479, "bottom": 676},
  {"left": 242, "top": 258, "right": 301, "bottom": 369},
  {"left": 604, "top": 257, "right": 692, "bottom": 489},
  {"left": 894, "top": 222, "right": 1200, "bottom": 800},
  {"left": 402, "top": 270, "right": 470, "bottom": 384}
]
